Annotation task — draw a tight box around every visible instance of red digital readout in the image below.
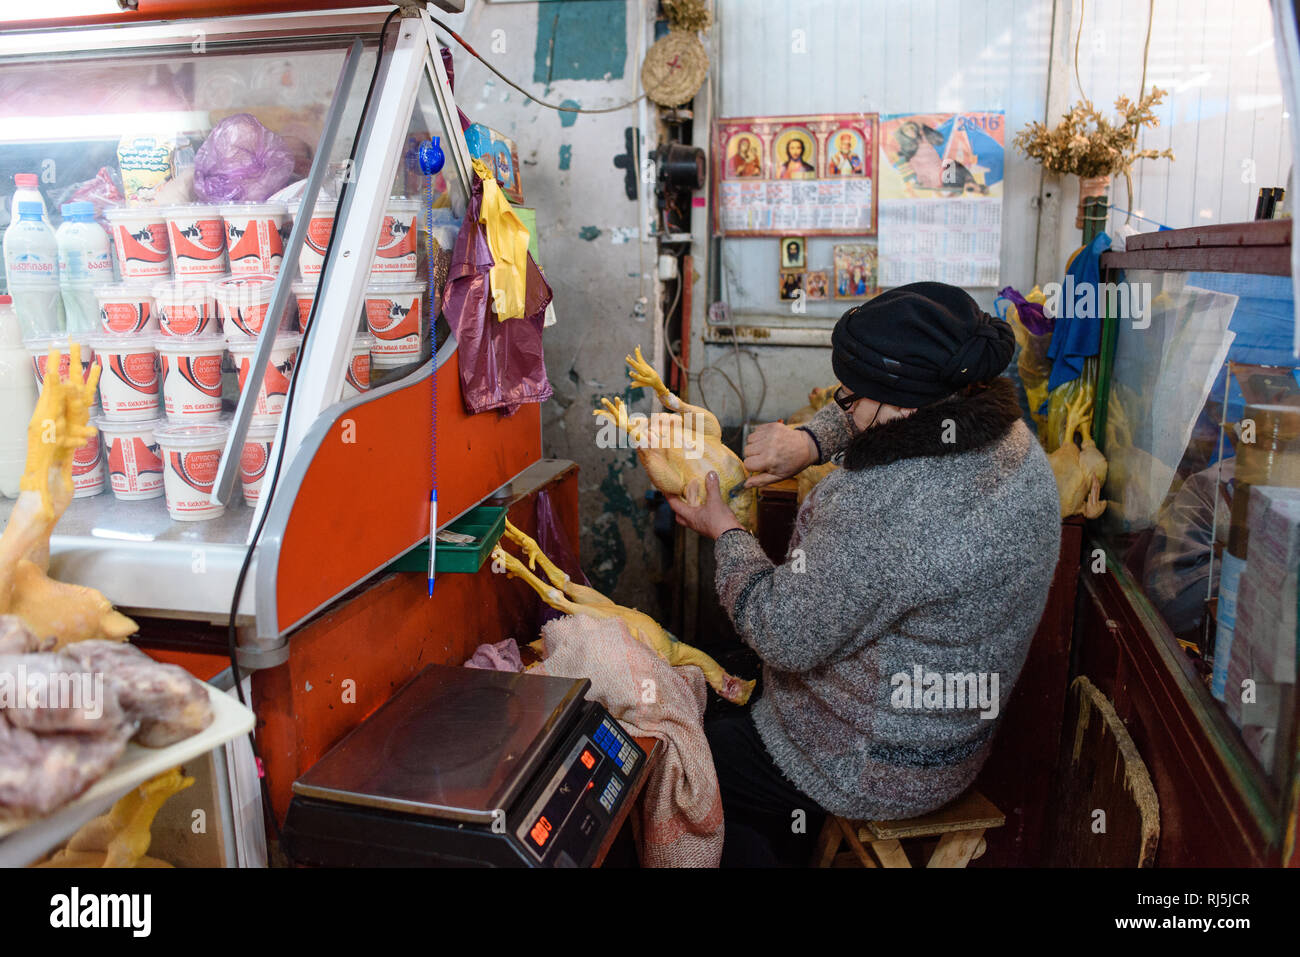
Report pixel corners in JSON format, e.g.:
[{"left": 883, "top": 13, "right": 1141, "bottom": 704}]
[
  {"left": 580, "top": 749, "right": 595, "bottom": 769},
  {"left": 529, "top": 815, "right": 553, "bottom": 847}
]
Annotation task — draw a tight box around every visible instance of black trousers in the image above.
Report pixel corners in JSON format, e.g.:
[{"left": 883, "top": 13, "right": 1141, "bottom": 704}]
[{"left": 704, "top": 708, "right": 827, "bottom": 867}]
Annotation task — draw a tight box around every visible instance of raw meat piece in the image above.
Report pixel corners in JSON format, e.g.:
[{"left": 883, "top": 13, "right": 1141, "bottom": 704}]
[
  {"left": 62, "top": 641, "right": 213, "bottom": 747},
  {"left": 0, "top": 615, "right": 37, "bottom": 654},
  {"left": 0, "top": 653, "right": 127, "bottom": 734},
  {"left": 0, "top": 711, "right": 130, "bottom": 819}
]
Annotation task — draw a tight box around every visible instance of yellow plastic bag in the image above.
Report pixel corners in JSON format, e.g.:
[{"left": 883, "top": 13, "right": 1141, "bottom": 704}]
[{"left": 472, "top": 158, "right": 530, "bottom": 321}]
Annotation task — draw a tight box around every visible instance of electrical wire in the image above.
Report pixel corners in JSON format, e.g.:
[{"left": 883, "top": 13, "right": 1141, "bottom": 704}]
[
  {"left": 1073, "top": 0, "right": 1087, "bottom": 103},
  {"left": 427, "top": 13, "right": 647, "bottom": 114}
]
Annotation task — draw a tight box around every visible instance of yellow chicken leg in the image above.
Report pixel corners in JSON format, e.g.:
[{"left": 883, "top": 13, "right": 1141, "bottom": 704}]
[
  {"left": 492, "top": 538, "right": 755, "bottom": 704},
  {"left": 0, "top": 346, "right": 137, "bottom": 646}
]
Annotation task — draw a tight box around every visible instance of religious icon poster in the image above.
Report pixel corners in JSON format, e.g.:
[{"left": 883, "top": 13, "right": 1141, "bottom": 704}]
[
  {"left": 713, "top": 112, "right": 878, "bottom": 237},
  {"left": 876, "top": 111, "right": 1004, "bottom": 288}
]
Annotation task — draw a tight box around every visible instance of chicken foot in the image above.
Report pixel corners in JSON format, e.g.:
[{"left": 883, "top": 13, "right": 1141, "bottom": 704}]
[{"left": 491, "top": 537, "right": 755, "bottom": 704}]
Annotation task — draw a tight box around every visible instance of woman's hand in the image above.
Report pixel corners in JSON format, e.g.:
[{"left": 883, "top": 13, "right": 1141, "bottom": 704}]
[
  {"left": 667, "top": 471, "right": 744, "bottom": 540},
  {"left": 743, "top": 422, "right": 819, "bottom": 489}
]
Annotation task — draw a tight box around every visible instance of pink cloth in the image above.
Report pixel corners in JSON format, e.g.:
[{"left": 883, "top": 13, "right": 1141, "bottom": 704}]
[
  {"left": 463, "top": 638, "right": 522, "bottom": 673},
  {"left": 536, "top": 614, "right": 723, "bottom": 868}
]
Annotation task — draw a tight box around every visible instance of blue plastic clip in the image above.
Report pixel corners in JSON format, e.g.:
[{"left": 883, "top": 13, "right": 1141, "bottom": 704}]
[{"left": 419, "top": 137, "right": 445, "bottom": 176}]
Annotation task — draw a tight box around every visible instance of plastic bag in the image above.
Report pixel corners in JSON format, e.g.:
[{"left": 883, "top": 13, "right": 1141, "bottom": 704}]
[
  {"left": 472, "top": 158, "right": 529, "bottom": 321},
  {"left": 442, "top": 168, "right": 553, "bottom": 415},
  {"left": 998, "top": 284, "right": 1053, "bottom": 436},
  {"left": 193, "top": 113, "right": 295, "bottom": 203},
  {"left": 54, "top": 167, "right": 124, "bottom": 232}
]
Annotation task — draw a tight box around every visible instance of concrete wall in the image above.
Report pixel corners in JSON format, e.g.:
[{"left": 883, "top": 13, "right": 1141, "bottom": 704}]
[{"left": 436, "top": 0, "right": 664, "bottom": 608}]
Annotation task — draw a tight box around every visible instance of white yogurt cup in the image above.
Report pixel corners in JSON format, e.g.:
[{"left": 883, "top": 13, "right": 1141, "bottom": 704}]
[
  {"left": 154, "top": 419, "right": 228, "bottom": 521},
  {"left": 370, "top": 197, "right": 420, "bottom": 281},
  {"left": 161, "top": 204, "right": 227, "bottom": 277},
  {"left": 342, "top": 335, "right": 374, "bottom": 399},
  {"left": 239, "top": 418, "right": 280, "bottom": 506},
  {"left": 213, "top": 273, "right": 287, "bottom": 339},
  {"left": 72, "top": 426, "right": 104, "bottom": 498},
  {"left": 153, "top": 279, "right": 219, "bottom": 337},
  {"left": 296, "top": 200, "right": 337, "bottom": 281},
  {"left": 290, "top": 280, "right": 317, "bottom": 329},
  {"left": 95, "top": 283, "right": 157, "bottom": 334},
  {"left": 89, "top": 333, "right": 159, "bottom": 421},
  {"left": 227, "top": 333, "right": 300, "bottom": 420},
  {"left": 156, "top": 334, "right": 225, "bottom": 421},
  {"left": 220, "top": 202, "right": 286, "bottom": 275},
  {"left": 24, "top": 336, "right": 96, "bottom": 399},
  {"left": 363, "top": 282, "right": 425, "bottom": 365},
  {"left": 104, "top": 207, "right": 172, "bottom": 280},
  {"left": 96, "top": 415, "right": 164, "bottom": 500}
]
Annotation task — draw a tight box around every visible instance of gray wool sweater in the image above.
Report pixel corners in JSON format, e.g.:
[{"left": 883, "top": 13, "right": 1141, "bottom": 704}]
[{"left": 713, "top": 378, "right": 1061, "bottom": 820}]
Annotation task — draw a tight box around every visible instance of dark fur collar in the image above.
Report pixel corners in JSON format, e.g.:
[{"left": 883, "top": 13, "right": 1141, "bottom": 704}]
[{"left": 841, "top": 377, "right": 1023, "bottom": 471}]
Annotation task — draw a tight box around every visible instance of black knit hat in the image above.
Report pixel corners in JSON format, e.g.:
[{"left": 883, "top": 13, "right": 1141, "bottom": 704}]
[{"left": 831, "top": 282, "right": 1014, "bottom": 408}]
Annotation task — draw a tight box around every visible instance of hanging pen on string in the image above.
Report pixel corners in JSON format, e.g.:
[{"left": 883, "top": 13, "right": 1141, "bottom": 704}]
[{"left": 420, "top": 136, "right": 445, "bottom": 598}]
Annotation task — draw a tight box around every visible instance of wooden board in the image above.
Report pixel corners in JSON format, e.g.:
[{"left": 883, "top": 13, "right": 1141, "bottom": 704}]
[{"left": 1048, "top": 675, "right": 1160, "bottom": 867}]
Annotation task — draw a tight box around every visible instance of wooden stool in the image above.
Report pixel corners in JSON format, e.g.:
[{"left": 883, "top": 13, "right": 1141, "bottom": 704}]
[{"left": 812, "top": 790, "right": 1005, "bottom": 868}]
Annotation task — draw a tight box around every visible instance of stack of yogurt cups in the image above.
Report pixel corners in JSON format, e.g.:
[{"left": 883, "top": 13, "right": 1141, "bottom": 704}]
[{"left": 291, "top": 195, "right": 419, "bottom": 394}]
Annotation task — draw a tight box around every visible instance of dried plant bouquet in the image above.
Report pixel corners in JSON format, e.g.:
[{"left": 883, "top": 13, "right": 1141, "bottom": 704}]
[{"left": 1015, "top": 89, "right": 1175, "bottom": 209}]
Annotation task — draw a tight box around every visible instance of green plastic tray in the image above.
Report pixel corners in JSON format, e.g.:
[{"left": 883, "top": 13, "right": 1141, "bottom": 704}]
[{"left": 385, "top": 505, "right": 507, "bottom": 574}]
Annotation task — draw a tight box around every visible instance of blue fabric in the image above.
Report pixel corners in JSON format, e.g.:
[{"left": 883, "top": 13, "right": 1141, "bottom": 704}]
[{"left": 1046, "top": 233, "right": 1112, "bottom": 392}]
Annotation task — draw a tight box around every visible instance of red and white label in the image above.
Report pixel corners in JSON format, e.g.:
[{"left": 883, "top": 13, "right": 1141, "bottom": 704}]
[
  {"left": 158, "top": 302, "right": 214, "bottom": 337},
  {"left": 239, "top": 439, "right": 273, "bottom": 504},
  {"left": 97, "top": 349, "right": 159, "bottom": 417},
  {"left": 370, "top": 211, "right": 418, "bottom": 279},
  {"left": 110, "top": 222, "right": 171, "bottom": 278},
  {"left": 100, "top": 299, "right": 153, "bottom": 334},
  {"left": 168, "top": 216, "right": 226, "bottom": 276},
  {"left": 364, "top": 292, "right": 422, "bottom": 358},
  {"left": 72, "top": 430, "right": 104, "bottom": 496},
  {"left": 226, "top": 217, "right": 284, "bottom": 275},
  {"left": 106, "top": 434, "right": 164, "bottom": 496},
  {"left": 346, "top": 352, "right": 371, "bottom": 393}
]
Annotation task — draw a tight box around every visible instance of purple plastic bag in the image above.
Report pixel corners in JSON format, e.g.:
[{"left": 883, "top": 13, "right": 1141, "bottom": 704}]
[
  {"left": 441, "top": 171, "right": 553, "bottom": 415},
  {"left": 998, "top": 284, "right": 1053, "bottom": 337},
  {"left": 194, "top": 113, "right": 296, "bottom": 203}
]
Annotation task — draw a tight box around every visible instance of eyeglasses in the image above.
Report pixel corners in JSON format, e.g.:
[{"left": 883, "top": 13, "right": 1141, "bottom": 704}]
[{"left": 833, "top": 385, "right": 857, "bottom": 411}]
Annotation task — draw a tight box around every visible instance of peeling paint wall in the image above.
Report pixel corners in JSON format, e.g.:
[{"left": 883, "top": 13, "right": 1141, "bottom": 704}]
[{"left": 440, "top": 0, "right": 662, "bottom": 612}]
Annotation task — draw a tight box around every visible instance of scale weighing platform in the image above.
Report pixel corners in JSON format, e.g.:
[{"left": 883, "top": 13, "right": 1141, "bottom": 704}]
[{"left": 282, "top": 664, "right": 647, "bottom": 867}]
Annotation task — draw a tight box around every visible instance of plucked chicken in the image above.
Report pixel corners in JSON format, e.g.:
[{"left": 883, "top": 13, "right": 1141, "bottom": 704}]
[
  {"left": 1047, "top": 388, "right": 1109, "bottom": 519},
  {"left": 594, "top": 347, "right": 756, "bottom": 531},
  {"left": 492, "top": 520, "right": 755, "bottom": 703}
]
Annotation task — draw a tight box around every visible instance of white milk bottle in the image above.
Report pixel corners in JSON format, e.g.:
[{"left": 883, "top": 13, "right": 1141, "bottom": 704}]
[
  {"left": 57, "top": 201, "right": 113, "bottom": 334},
  {"left": 0, "top": 295, "right": 38, "bottom": 497},
  {"left": 10, "top": 173, "right": 48, "bottom": 226},
  {"left": 3, "top": 202, "right": 63, "bottom": 338}
]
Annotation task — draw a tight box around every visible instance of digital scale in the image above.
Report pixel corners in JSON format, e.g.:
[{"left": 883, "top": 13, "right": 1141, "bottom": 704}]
[{"left": 282, "top": 664, "right": 647, "bottom": 867}]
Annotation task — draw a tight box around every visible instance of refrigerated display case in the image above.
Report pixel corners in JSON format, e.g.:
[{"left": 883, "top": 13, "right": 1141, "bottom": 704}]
[{"left": 0, "top": 7, "right": 542, "bottom": 668}]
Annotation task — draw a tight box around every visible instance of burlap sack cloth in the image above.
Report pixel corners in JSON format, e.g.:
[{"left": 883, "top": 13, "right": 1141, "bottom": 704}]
[{"left": 535, "top": 614, "right": 724, "bottom": 867}]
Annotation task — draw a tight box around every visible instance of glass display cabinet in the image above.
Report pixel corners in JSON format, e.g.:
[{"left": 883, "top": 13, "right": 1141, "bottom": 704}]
[
  {"left": 0, "top": 8, "right": 542, "bottom": 667},
  {"left": 1090, "top": 221, "right": 1299, "bottom": 865}
]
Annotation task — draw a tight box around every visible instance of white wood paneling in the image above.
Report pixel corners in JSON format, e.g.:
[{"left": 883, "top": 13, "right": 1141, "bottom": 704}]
[{"left": 1064, "top": 0, "right": 1291, "bottom": 247}]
